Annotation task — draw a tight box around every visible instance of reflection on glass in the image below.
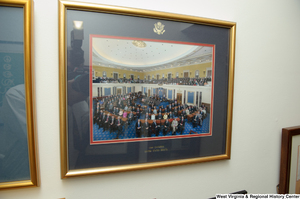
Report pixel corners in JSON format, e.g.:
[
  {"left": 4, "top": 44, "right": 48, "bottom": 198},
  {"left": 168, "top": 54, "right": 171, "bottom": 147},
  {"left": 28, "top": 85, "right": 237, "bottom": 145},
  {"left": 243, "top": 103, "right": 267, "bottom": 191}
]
[{"left": 0, "top": 6, "right": 30, "bottom": 182}]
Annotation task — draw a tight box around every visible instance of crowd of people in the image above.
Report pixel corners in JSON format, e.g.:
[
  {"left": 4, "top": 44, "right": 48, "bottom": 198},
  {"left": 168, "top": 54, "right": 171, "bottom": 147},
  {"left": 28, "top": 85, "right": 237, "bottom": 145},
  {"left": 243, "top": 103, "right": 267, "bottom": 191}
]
[
  {"left": 92, "top": 77, "right": 211, "bottom": 86},
  {"left": 93, "top": 93, "right": 207, "bottom": 139}
]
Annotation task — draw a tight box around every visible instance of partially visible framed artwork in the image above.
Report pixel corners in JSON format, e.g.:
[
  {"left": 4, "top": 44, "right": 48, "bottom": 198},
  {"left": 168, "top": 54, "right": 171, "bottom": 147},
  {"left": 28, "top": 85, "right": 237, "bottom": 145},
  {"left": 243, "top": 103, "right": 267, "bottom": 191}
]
[
  {"left": 0, "top": 0, "right": 38, "bottom": 189},
  {"left": 59, "top": 0, "right": 236, "bottom": 178},
  {"left": 279, "top": 126, "right": 300, "bottom": 193}
]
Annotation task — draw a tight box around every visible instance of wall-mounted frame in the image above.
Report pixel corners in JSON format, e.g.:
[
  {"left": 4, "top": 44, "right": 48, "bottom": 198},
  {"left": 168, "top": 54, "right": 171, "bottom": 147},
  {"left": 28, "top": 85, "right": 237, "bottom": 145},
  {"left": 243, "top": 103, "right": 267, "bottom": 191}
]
[
  {"left": 279, "top": 126, "right": 300, "bottom": 193},
  {"left": 0, "top": 0, "right": 38, "bottom": 189},
  {"left": 59, "top": 0, "right": 236, "bottom": 178}
]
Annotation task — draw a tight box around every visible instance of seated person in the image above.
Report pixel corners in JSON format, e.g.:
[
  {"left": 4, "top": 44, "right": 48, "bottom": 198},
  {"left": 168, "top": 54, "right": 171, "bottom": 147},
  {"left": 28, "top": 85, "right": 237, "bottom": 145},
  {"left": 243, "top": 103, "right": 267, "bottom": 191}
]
[
  {"left": 128, "top": 106, "right": 132, "bottom": 112},
  {"left": 157, "top": 113, "right": 163, "bottom": 120},
  {"left": 119, "top": 109, "right": 123, "bottom": 117},
  {"left": 124, "top": 105, "right": 128, "bottom": 111},
  {"left": 145, "top": 113, "right": 151, "bottom": 120},
  {"left": 158, "top": 108, "right": 163, "bottom": 113},
  {"left": 131, "top": 106, "right": 136, "bottom": 112},
  {"left": 114, "top": 107, "right": 119, "bottom": 115},
  {"left": 163, "top": 119, "right": 170, "bottom": 136},
  {"left": 186, "top": 108, "right": 190, "bottom": 115},
  {"left": 128, "top": 111, "right": 133, "bottom": 124},
  {"left": 151, "top": 113, "right": 156, "bottom": 120},
  {"left": 163, "top": 113, "right": 168, "bottom": 120},
  {"left": 122, "top": 111, "right": 127, "bottom": 118},
  {"left": 136, "top": 108, "right": 140, "bottom": 119},
  {"left": 178, "top": 116, "right": 185, "bottom": 134},
  {"left": 169, "top": 111, "right": 174, "bottom": 119},
  {"left": 166, "top": 105, "right": 170, "bottom": 113},
  {"left": 153, "top": 107, "right": 157, "bottom": 114},
  {"left": 171, "top": 119, "right": 178, "bottom": 135},
  {"left": 174, "top": 107, "right": 178, "bottom": 117},
  {"left": 192, "top": 114, "right": 199, "bottom": 128},
  {"left": 151, "top": 119, "right": 159, "bottom": 136}
]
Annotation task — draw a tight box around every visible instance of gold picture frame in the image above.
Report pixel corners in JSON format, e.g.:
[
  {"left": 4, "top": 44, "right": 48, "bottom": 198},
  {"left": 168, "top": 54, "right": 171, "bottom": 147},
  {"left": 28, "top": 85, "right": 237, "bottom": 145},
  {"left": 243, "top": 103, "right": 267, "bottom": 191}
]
[
  {"left": 59, "top": 0, "right": 236, "bottom": 178},
  {"left": 0, "top": 0, "right": 38, "bottom": 189}
]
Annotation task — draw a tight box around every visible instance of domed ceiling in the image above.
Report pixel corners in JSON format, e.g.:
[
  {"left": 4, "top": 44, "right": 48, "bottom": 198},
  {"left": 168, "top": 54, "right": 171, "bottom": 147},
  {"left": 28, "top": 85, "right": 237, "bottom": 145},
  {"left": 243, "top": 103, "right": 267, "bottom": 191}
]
[{"left": 92, "top": 37, "right": 213, "bottom": 72}]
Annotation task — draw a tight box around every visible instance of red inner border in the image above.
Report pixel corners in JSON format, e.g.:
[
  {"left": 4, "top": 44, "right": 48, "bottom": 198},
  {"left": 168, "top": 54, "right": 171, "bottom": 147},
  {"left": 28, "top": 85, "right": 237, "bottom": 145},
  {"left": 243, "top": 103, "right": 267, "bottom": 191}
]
[{"left": 89, "top": 35, "right": 215, "bottom": 145}]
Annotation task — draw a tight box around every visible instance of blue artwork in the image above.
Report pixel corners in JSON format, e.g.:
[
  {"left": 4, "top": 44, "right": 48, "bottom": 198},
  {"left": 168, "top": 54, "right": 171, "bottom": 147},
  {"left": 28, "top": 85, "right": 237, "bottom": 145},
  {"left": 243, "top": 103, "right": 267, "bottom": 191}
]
[
  {"left": 127, "top": 87, "right": 131, "bottom": 93},
  {"left": 168, "top": 90, "right": 172, "bottom": 99},
  {"left": 104, "top": 88, "right": 111, "bottom": 96},
  {"left": 153, "top": 88, "right": 156, "bottom": 95},
  {"left": 188, "top": 92, "right": 194, "bottom": 104},
  {"left": 144, "top": 87, "right": 146, "bottom": 94}
]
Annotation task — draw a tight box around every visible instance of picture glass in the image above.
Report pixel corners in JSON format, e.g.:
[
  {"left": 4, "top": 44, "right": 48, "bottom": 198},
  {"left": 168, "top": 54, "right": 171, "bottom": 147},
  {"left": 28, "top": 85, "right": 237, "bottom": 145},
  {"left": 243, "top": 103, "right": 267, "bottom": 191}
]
[
  {"left": 0, "top": 6, "right": 31, "bottom": 183},
  {"left": 65, "top": 8, "right": 231, "bottom": 171}
]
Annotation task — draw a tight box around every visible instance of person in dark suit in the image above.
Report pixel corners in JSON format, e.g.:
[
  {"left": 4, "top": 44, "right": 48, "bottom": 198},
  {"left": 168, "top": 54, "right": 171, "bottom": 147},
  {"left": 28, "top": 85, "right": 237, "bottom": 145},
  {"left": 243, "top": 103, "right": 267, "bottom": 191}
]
[
  {"left": 143, "top": 119, "right": 149, "bottom": 137},
  {"left": 128, "top": 111, "right": 133, "bottom": 125},
  {"left": 117, "top": 100, "right": 122, "bottom": 108},
  {"left": 116, "top": 116, "right": 123, "bottom": 138},
  {"left": 182, "top": 109, "right": 187, "bottom": 119},
  {"left": 152, "top": 119, "right": 159, "bottom": 136},
  {"left": 158, "top": 108, "right": 163, "bottom": 114},
  {"left": 174, "top": 107, "right": 178, "bottom": 117},
  {"left": 109, "top": 115, "right": 115, "bottom": 133},
  {"left": 136, "top": 108, "right": 140, "bottom": 119},
  {"left": 136, "top": 119, "right": 142, "bottom": 138},
  {"left": 180, "top": 105, "right": 184, "bottom": 110},
  {"left": 163, "top": 119, "right": 170, "bottom": 136},
  {"left": 169, "top": 111, "right": 174, "bottom": 119},
  {"left": 104, "top": 113, "right": 110, "bottom": 131},
  {"left": 98, "top": 110, "right": 103, "bottom": 128},
  {"left": 115, "top": 107, "right": 119, "bottom": 115},
  {"left": 157, "top": 113, "right": 162, "bottom": 120},
  {"left": 178, "top": 116, "right": 185, "bottom": 134},
  {"left": 196, "top": 111, "right": 203, "bottom": 127},
  {"left": 166, "top": 105, "right": 169, "bottom": 113},
  {"left": 145, "top": 113, "right": 150, "bottom": 120},
  {"left": 93, "top": 105, "right": 99, "bottom": 126},
  {"left": 193, "top": 114, "right": 199, "bottom": 128}
]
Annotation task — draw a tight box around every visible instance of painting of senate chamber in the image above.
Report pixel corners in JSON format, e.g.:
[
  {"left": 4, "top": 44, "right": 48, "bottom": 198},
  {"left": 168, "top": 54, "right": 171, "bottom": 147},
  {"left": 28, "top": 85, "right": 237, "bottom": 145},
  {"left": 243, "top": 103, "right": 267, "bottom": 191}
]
[{"left": 90, "top": 36, "right": 214, "bottom": 144}]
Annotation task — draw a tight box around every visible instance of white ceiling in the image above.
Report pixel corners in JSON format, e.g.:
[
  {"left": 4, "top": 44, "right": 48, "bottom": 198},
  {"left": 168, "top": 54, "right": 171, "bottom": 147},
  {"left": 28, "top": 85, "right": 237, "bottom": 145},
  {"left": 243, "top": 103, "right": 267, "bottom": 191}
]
[{"left": 92, "top": 37, "right": 213, "bottom": 72}]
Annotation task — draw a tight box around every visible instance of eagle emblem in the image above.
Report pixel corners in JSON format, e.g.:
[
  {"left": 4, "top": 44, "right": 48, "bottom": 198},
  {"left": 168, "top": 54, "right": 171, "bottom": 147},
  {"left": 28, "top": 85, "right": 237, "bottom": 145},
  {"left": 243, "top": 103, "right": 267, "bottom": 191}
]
[{"left": 153, "top": 22, "right": 165, "bottom": 35}]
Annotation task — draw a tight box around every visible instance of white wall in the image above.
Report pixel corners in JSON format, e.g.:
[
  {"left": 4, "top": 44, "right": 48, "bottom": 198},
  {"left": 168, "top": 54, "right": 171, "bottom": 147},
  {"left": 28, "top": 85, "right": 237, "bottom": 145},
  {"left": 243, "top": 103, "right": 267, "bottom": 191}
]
[{"left": 1, "top": 0, "right": 300, "bottom": 198}]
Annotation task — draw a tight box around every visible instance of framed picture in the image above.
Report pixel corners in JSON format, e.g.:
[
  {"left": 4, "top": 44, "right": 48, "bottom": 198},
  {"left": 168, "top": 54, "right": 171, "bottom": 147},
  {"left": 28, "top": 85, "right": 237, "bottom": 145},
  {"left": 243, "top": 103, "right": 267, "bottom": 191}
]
[
  {"left": 279, "top": 126, "right": 300, "bottom": 193},
  {"left": 59, "top": 0, "right": 236, "bottom": 178},
  {"left": 0, "top": 0, "right": 38, "bottom": 189}
]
